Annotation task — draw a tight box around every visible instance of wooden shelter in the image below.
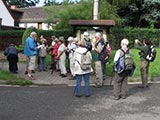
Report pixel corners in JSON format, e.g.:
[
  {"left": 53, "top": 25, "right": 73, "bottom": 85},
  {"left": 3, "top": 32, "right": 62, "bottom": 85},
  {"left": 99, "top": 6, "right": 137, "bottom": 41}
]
[{"left": 69, "top": 20, "right": 115, "bottom": 40}]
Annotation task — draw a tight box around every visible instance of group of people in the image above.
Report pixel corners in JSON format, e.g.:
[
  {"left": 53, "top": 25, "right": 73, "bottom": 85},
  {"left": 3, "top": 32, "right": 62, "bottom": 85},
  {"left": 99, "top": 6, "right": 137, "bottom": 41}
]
[{"left": 4, "top": 31, "right": 153, "bottom": 100}]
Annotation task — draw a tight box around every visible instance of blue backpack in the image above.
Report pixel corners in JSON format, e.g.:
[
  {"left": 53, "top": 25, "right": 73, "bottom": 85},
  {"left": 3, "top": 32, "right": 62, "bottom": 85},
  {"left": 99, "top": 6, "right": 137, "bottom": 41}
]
[{"left": 114, "top": 49, "right": 135, "bottom": 76}]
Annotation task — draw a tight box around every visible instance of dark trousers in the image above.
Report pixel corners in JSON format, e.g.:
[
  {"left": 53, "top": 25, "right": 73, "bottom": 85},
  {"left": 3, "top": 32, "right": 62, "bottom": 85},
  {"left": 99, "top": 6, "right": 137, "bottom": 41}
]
[
  {"left": 113, "top": 72, "right": 128, "bottom": 98},
  {"left": 7, "top": 54, "right": 18, "bottom": 72},
  {"left": 101, "top": 61, "right": 106, "bottom": 80}
]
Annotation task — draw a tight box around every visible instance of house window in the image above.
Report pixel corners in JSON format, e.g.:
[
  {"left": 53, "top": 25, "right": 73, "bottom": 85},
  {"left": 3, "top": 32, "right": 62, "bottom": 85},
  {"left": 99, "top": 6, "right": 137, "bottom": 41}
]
[{"left": 38, "top": 22, "right": 42, "bottom": 29}]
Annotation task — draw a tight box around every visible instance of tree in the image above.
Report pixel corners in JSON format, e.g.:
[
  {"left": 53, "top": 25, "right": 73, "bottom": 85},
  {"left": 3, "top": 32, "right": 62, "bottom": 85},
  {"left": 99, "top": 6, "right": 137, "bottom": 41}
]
[
  {"left": 44, "top": 0, "right": 61, "bottom": 6},
  {"left": 44, "top": 0, "right": 77, "bottom": 6},
  {"left": 118, "top": 0, "right": 160, "bottom": 28},
  {"left": 107, "top": 0, "right": 130, "bottom": 7},
  {"left": 6, "top": 0, "right": 40, "bottom": 8},
  {"left": 45, "top": 0, "right": 129, "bottom": 30}
]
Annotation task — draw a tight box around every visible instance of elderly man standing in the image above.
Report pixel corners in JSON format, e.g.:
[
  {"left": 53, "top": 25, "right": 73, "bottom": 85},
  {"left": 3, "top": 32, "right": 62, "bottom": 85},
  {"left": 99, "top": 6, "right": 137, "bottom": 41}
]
[
  {"left": 113, "top": 38, "right": 130, "bottom": 100},
  {"left": 24, "top": 31, "right": 38, "bottom": 80},
  {"left": 93, "top": 32, "right": 107, "bottom": 87}
]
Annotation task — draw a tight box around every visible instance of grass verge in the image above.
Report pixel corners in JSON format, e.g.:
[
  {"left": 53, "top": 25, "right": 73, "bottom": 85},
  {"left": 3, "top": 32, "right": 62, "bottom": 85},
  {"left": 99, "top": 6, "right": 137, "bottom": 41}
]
[{"left": 0, "top": 70, "right": 32, "bottom": 85}]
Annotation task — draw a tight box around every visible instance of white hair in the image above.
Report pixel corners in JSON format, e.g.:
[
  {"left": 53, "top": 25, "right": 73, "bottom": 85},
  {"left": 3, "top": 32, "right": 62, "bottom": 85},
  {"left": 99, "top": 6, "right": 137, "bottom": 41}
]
[
  {"left": 95, "top": 32, "right": 101, "bottom": 38},
  {"left": 30, "top": 31, "right": 37, "bottom": 36},
  {"left": 121, "top": 38, "right": 129, "bottom": 46}
]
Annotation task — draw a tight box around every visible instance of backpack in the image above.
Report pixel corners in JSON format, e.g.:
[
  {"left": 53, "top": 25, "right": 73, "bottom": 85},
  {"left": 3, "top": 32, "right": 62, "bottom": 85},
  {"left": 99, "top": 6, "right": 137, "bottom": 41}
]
[
  {"left": 105, "top": 42, "right": 111, "bottom": 56},
  {"left": 77, "top": 51, "right": 92, "bottom": 71},
  {"left": 96, "top": 39, "right": 111, "bottom": 63},
  {"left": 146, "top": 45, "right": 156, "bottom": 62},
  {"left": 114, "top": 49, "right": 135, "bottom": 75}
]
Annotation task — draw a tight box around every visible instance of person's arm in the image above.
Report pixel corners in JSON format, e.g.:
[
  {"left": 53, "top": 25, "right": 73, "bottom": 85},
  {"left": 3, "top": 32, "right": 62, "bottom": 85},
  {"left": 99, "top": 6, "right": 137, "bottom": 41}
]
[
  {"left": 135, "top": 42, "right": 146, "bottom": 51},
  {"left": 114, "top": 50, "right": 121, "bottom": 63},
  {"left": 94, "top": 42, "right": 104, "bottom": 54}
]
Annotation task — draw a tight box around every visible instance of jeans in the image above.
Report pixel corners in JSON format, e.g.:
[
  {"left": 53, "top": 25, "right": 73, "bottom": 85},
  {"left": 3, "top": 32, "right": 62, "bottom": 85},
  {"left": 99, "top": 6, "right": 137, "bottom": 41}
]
[
  {"left": 39, "top": 57, "right": 46, "bottom": 70},
  {"left": 76, "top": 73, "right": 90, "bottom": 96}
]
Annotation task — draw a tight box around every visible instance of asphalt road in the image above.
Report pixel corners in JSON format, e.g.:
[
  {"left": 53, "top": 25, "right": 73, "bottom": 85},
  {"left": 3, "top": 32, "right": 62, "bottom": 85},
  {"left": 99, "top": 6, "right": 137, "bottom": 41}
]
[{"left": 0, "top": 84, "right": 160, "bottom": 120}]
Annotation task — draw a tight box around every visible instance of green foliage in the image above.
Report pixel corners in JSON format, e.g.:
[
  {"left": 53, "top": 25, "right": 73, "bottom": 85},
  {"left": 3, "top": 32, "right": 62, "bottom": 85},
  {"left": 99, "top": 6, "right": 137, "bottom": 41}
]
[
  {"left": 22, "top": 27, "right": 38, "bottom": 45},
  {"left": 16, "top": 27, "right": 38, "bottom": 52},
  {"left": 44, "top": 0, "right": 126, "bottom": 29},
  {"left": 118, "top": 0, "right": 160, "bottom": 28},
  {"left": 108, "top": 27, "right": 160, "bottom": 49},
  {"left": 108, "top": 0, "right": 130, "bottom": 7},
  {"left": 0, "top": 30, "right": 24, "bottom": 36},
  {"left": 6, "top": 0, "right": 40, "bottom": 8},
  {"left": 0, "top": 30, "right": 24, "bottom": 51}
]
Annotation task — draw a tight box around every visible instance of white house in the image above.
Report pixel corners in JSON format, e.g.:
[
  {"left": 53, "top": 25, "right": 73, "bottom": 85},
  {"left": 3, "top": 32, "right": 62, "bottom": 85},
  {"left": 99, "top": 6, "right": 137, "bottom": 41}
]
[
  {"left": 13, "top": 7, "right": 56, "bottom": 30},
  {"left": 0, "top": 0, "right": 57, "bottom": 30},
  {"left": 0, "top": 0, "right": 15, "bottom": 26}
]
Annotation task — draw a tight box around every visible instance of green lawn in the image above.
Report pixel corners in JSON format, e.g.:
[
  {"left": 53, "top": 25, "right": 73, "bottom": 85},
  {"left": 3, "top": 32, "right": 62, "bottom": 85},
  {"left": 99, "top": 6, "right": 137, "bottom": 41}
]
[{"left": 45, "top": 48, "right": 160, "bottom": 77}]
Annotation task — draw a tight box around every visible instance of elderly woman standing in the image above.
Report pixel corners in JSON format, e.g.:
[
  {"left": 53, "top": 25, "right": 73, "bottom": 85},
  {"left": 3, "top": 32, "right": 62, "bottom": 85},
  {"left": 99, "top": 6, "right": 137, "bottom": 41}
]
[
  {"left": 74, "top": 40, "right": 93, "bottom": 98},
  {"left": 113, "top": 38, "right": 130, "bottom": 100},
  {"left": 57, "top": 37, "right": 67, "bottom": 77}
]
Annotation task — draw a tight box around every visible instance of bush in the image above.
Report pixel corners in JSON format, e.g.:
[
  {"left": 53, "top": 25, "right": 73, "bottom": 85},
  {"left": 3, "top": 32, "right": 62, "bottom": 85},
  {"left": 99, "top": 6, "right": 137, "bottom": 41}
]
[
  {"left": 108, "top": 27, "right": 160, "bottom": 50},
  {"left": 0, "top": 30, "right": 24, "bottom": 51}
]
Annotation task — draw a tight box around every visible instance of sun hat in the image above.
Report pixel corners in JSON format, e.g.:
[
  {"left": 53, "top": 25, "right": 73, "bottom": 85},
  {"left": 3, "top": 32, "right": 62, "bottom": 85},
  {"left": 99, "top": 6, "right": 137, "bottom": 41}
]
[{"left": 67, "top": 37, "right": 73, "bottom": 41}]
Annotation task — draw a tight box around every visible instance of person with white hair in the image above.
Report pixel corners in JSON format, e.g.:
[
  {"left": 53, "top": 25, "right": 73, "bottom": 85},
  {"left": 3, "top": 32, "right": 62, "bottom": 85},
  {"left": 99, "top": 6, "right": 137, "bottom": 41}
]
[
  {"left": 66, "top": 36, "right": 77, "bottom": 80},
  {"left": 24, "top": 31, "right": 38, "bottom": 80},
  {"left": 93, "top": 32, "right": 107, "bottom": 87},
  {"left": 113, "top": 38, "right": 130, "bottom": 100}
]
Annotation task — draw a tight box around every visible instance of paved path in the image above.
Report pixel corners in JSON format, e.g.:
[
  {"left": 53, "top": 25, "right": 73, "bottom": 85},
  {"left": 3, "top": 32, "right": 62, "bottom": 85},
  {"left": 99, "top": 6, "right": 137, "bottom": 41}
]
[{"left": 0, "top": 61, "right": 113, "bottom": 86}]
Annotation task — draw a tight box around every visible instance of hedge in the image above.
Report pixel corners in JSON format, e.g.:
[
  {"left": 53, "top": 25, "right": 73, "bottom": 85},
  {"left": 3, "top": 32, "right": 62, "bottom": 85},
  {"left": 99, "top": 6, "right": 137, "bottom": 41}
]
[
  {"left": 1, "top": 27, "right": 160, "bottom": 51},
  {"left": 0, "top": 29, "right": 73, "bottom": 51},
  {"left": 108, "top": 27, "right": 160, "bottom": 49}
]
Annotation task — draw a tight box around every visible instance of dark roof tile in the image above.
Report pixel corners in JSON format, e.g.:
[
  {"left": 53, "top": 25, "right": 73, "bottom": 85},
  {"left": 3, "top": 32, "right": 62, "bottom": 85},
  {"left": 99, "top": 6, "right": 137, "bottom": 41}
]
[{"left": 15, "top": 7, "right": 48, "bottom": 23}]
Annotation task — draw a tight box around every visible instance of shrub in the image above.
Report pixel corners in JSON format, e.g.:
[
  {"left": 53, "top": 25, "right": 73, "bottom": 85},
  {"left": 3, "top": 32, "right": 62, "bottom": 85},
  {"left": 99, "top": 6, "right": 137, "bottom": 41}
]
[{"left": 108, "top": 27, "right": 160, "bottom": 50}]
